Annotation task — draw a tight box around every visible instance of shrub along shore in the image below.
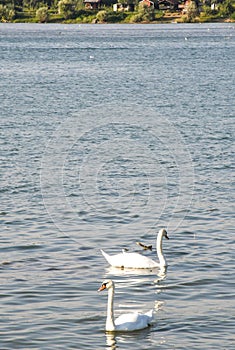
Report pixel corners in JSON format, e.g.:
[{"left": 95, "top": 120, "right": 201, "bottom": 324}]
[{"left": 1, "top": 0, "right": 235, "bottom": 24}]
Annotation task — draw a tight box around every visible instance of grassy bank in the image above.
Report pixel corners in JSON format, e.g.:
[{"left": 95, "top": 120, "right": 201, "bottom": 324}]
[{"left": 1, "top": 1, "right": 235, "bottom": 24}]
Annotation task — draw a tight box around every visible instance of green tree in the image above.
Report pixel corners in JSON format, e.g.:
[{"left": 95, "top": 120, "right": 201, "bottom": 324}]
[
  {"left": 118, "top": 0, "right": 135, "bottom": 4},
  {"left": 183, "top": 0, "right": 199, "bottom": 22},
  {"left": 219, "top": 0, "right": 234, "bottom": 16},
  {"left": 23, "top": 0, "right": 38, "bottom": 10},
  {"left": 102, "top": 0, "right": 116, "bottom": 6},
  {"left": 131, "top": 4, "right": 155, "bottom": 22},
  {"left": 58, "top": 0, "right": 76, "bottom": 19},
  {"left": 0, "top": 4, "right": 15, "bottom": 21},
  {"left": 36, "top": 6, "right": 50, "bottom": 22},
  {"left": 96, "top": 10, "right": 108, "bottom": 22}
]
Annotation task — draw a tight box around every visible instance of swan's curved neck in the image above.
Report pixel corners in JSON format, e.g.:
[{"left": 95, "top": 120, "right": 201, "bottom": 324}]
[
  {"left": 156, "top": 233, "right": 167, "bottom": 266},
  {"left": 106, "top": 285, "right": 115, "bottom": 331}
]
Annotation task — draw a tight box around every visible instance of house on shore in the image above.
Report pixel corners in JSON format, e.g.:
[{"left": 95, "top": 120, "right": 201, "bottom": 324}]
[
  {"left": 85, "top": 0, "right": 186, "bottom": 12},
  {"left": 139, "top": 0, "right": 155, "bottom": 8},
  {"left": 84, "top": 0, "right": 102, "bottom": 9},
  {"left": 157, "top": 0, "right": 179, "bottom": 10},
  {"left": 113, "top": 2, "right": 135, "bottom": 11}
]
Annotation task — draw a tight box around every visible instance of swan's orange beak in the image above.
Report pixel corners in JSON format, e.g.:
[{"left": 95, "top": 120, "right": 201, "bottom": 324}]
[{"left": 98, "top": 284, "right": 106, "bottom": 292}]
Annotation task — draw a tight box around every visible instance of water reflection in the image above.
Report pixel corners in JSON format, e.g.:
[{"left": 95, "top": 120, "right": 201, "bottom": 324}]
[
  {"left": 105, "top": 327, "right": 153, "bottom": 349},
  {"left": 105, "top": 266, "right": 167, "bottom": 281},
  {"left": 103, "top": 266, "right": 168, "bottom": 300},
  {"left": 105, "top": 332, "right": 116, "bottom": 349},
  {"left": 154, "top": 266, "right": 167, "bottom": 283}
]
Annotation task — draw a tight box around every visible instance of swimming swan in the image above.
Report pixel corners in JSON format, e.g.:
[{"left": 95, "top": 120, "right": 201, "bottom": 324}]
[
  {"left": 101, "top": 228, "right": 169, "bottom": 269},
  {"left": 98, "top": 279, "right": 153, "bottom": 332}
]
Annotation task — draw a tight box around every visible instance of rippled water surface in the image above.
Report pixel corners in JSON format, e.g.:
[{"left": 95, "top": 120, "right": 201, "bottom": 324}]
[{"left": 0, "top": 23, "right": 234, "bottom": 349}]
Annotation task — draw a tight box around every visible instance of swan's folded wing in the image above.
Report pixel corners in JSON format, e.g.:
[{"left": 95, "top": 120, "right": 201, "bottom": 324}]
[
  {"left": 144, "top": 309, "right": 154, "bottom": 324},
  {"left": 120, "top": 252, "right": 159, "bottom": 269},
  {"left": 101, "top": 250, "right": 159, "bottom": 268},
  {"left": 101, "top": 249, "right": 126, "bottom": 268},
  {"left": 115, "top": 312, "right": 152, "bottom": 331}
]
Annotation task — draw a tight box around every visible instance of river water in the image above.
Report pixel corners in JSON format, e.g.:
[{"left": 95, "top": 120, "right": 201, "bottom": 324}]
[{"left": 0, "top": 23, "right": 234, "bottom": 349}]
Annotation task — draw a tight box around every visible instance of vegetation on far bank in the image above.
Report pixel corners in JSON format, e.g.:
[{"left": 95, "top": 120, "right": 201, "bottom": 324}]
[{"left": 0, "top": 0, "right": 235, "bottom": 24}]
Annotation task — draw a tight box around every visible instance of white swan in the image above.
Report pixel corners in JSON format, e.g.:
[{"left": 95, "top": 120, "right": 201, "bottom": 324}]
[
  {"left": 101, "top": 228, "right": 169, "bottom": 269},
  {"left": 98, "top": 279, "right": 153, "bottom": 332}
]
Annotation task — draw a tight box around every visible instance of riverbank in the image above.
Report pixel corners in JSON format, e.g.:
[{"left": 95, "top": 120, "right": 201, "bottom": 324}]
[
  {"left": 9, "top": 14, "right": 235, "bottom": 24},
  {"left": 1, "top": 4, "right": 235, "bottom": 24}
]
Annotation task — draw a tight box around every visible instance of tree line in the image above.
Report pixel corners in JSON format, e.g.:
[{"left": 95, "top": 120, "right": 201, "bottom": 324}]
[{"left": 0, "top": 0, "right": 234, "bottom": 23}]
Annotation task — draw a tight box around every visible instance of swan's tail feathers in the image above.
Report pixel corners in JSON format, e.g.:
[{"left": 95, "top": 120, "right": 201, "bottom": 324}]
[
  {"left": 145, "top": 309, "right": 154, "bottom": 324},
  {"left": 145, "top": 309, "right": 153, "bottom": 318},
  {"left": 101, "top": 249, "right": 112, "bottom": 265}
]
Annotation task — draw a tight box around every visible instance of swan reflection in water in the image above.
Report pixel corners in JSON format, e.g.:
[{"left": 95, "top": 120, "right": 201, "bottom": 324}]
[
  {"left": 105, "top": 332, "right": 116, "bottom": 349},
  {"left": 105, "top": 326, "right": 156, "bottom": 350},
  {"left": 105, "top": 265, "right": 167, "bottom": 282}
]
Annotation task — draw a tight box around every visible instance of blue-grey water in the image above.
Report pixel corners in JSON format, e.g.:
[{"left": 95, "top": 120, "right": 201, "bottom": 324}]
[{"left": 0, "top": 23, "right": 234, "bottom": 349}]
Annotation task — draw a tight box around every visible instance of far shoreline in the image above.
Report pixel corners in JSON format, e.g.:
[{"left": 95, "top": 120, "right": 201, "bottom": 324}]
[
  {"left": 2, "top": 17, "right": 234, "bottom": 24},
  {"left": 1, "top": 6, "right": 235, "bottom": 25}
]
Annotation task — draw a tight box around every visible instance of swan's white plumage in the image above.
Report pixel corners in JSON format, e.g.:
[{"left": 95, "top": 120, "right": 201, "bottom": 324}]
[
  {"left": 98, "top": 279, "right": 153, "bottom": 332},
  {"left": 101, "top": 249, "right": 159, "bottom": 268},
  {"left": 101, "top": 228, "right": 169, "bottom": 269},
  {"left": 115, "top": 309, "right": 153, "bottom": 331}
]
